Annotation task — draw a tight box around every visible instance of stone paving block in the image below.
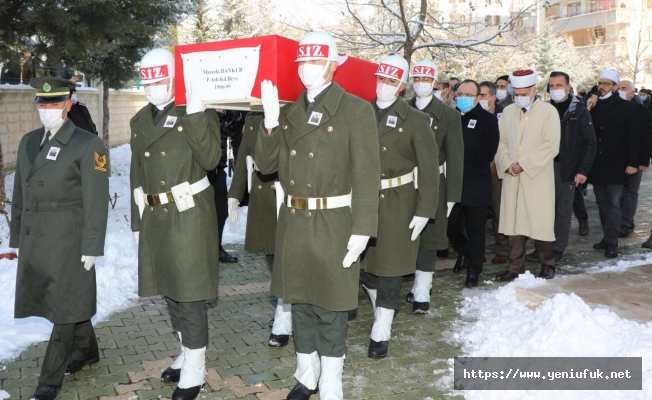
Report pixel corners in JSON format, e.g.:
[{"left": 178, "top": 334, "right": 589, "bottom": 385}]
[
  {"left": 100, "top": 392, "right": 139, "bottom": 400},
  {"left": 111, "top": 325, "right": 141, "bottom": 335},
  {"left": 241, "top": 370, "right": 275, "bottom": 385},
  {"left": 122, "top": 351, "right": 156, "bottom": 365},
  {"left": 2, "top": 376, "right": 38, "bottom": 391},
  {"left": 142, "top": 357, "right": 173, "bottom": 371},
  {"left": 104, "top": 347, "right": 136, "bottom": 359},
  {"left": 78, "top": 385, "right": 120, "bottom": 399},
  {"left": 128, "top": 329, "right": 158, "bottom": 340},
  {"left": 255, "top": 389, "right": 290, "bottom": 400},
  {"left": 118, "top": 336, "right": 148, "bottom": 348},
  {"left": 232, "top": 382, "right": 269, "bottom": 398},
  {"left": 206, "top": 369, "right": 246, "bottom": 391},
  {"left": 145, "top": 333, "right": 177, "bottom": 345},
  {"left": 0, "top": 388, "right": 19, "bottom": 399},
  {"left": 136, "top": 386, "right": 173, "bottom": 400},
  {"left": 0, "top": 367, "right": 20, "bottom": 380},
  {"left": 128, "top": 368, "right": 161, "bottom": 383},
  {"left": 115, "top": 380, "right": 153, "bottom": 395},
  {"left": 262, "top": 377, "right": 294, "bottom": 391},
  {"left": 108, "top": 362, "right": 144, "bottom": 375}
]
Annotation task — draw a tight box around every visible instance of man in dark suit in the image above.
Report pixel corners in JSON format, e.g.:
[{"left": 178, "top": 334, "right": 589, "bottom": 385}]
[
  {"left": 447, "top": 79, "right": 499, "bottom": 286},
  {"left": 11, "top": 77, "right": 109, "bottom": 400},
  {"left": 588, "top": 70, "right": 639, "bottom": 258},
  {"left": 616, "top": 79, "right": 651, "bottom": 238},
  {"left": 526, "top": 71, "right": 596, "bottom": 265}
]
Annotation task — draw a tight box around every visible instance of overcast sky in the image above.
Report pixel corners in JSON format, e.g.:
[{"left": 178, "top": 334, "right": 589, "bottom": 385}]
[{"left": 272, "top": 0, "right": 346, "bottom": 28}]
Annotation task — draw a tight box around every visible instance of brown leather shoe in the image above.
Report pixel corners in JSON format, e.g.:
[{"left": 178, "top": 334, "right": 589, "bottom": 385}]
[
  {"left": 492, "top": 254, "right": 508, "bottom": 264},
  {"left": 494, "top": 271, "right": 520, "bottom": 281},
  {"left": 578, "top": 219, "right": 589, "bottom": 236},
  {"left": 539, "top": 264, "right": 556, "bottom": 279}
]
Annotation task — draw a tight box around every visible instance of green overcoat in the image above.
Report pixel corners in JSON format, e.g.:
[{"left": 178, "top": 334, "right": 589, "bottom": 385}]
[
  {"left": 361, "top": 98, "right": 439, "bottom": 277},
  {"left": 130, "top": 103, "right": 221, "bottom": 302},
  {"left": 408, "top": 96, "right": 464, "bottom": 250},
  {"left": 255, "top": 83, "right": 380, "bottom": 312},
  {"left": 10, "top": 119, "right": 109, "bottom": 324},
  {"left": 228, "top": 113, "right": 277, "bottom": 255}
]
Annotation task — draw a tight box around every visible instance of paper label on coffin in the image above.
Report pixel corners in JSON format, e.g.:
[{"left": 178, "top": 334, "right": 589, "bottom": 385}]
[{"left": 181, "top": 46, "right": 261, "bottom": 104}]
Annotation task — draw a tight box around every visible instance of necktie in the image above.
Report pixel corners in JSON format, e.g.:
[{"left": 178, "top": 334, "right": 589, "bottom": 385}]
[{"left": 40, "top": 131, "right": 51, "bottom": 150}]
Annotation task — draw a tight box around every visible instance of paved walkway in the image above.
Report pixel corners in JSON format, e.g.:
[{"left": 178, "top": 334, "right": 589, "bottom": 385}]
[{"left": 2, "top": 175, "right": 652, "bottom": 399}]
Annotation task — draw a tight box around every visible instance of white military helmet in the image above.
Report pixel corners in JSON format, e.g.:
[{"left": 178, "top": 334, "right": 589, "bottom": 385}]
[
  {"left": 376, "top": 55, "right": 409, "bottom": 84},
  {"left": 139, "top": 48, "right": 175, "bottom": 85},
  {"left": 412, "top": 59, "right": 438, "bottom": 80},
  {"left": 295, "top": 31, "right": 339, "bottom": 62}
]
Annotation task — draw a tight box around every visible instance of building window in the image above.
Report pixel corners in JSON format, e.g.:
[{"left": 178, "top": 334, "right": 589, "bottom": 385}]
[
  {"left": 546, "top": 5, "right": 561, "bottom": 18},
  {"left": 486, "top": 15, "right": 501, "bottom": 25},
  {"left": 568, "top": 2, "right": 581, "bottom": 16},
  {"left": 594, "top": 26, "right": 606, "bottom": 43},
  {"left": 511, "top": 17, "right": 524, "bottom": 28}
]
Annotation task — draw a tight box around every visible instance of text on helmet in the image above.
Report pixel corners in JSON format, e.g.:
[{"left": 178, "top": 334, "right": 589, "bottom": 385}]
[
  {"left": 377, "top": 63, "right": 404, "bottom": 80},
  {"left": 297, "top": 45, "right": 329, "bottom": 58},
  {"left": 413, "top": 66, "right": 435, "bottom": 77},
  {"left": 140, "top": 65, "right": 169, "bottom": 80}
]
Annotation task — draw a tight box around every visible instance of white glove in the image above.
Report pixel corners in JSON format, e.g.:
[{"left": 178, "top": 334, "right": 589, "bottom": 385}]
[
  {"left": 185, "top": 79, "right": 206, "bottom": 114},
  {"left": 409, "top": 216, "right": 429, "bottom": 241},
  {"left": 260, "top": 80, "right": 280, "bottom": 129},
  {"left": 81, "top": 255, "right": 97, "bottom": 271},
  {"left": 134, "top": 231, "right": 140, "bottom": 246},
  {"left": 14, "top": 248, "right": 19, "bottom": 257},
  {"left": 228, "top": 198, "right": 239, "bottom": 223},
  {"left": 447, "top": 202, "right": 455, "bottom": 218},
  {"left": 342, "top": 235, "right": 370, "bottom": 268}
]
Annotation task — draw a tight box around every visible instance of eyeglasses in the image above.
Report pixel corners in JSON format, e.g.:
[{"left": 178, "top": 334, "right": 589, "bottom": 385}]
[
  {"left": 456, "top": 92, "right": 477, "bottom": 98},
  {"left": 597, "top": 81, "right": 615, "bottom": 87}
]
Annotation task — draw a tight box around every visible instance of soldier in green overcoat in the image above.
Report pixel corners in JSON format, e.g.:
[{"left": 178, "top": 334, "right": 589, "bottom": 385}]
[
  {"left": 10, "top": 77, "right": 109, "bottom": 400},
  {"left": 129, "top": 49, "right": 220, "bottom": 400},
  {"left": 406, "top": 59, "right": 464, "bottom": 313},
  {"left": 360, "top": 55, "right": 439, "bottom": 359},
  {"left": 227, "top": 112, "right": 291, "bottom": 348},
  {"left": 255, "top": 32, "right": 380, "bottom": 400}
]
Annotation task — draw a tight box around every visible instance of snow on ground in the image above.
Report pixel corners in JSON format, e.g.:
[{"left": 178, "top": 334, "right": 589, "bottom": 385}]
[
  {"left": 0, "top": 144, "right": 246, "bottom": 362},
  {"left": 448, "top": 267, "right": 652, "bottom": 400},
  {"left": 0, "top": 390, "right": 9, "bottom": 399}
]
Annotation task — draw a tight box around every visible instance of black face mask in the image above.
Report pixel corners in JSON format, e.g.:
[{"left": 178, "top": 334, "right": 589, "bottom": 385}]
[{"left": 579, "top": 92, "right": 586, "bottom": 97}]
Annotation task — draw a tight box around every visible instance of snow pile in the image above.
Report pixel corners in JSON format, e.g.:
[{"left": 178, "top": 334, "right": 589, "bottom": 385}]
[
  {"left": 453, "top": 272, "right": 652, "bottom": 399},
  {"left": 0, "top": 144, "right": 246, "bottom": 362},
  {"left": 0, "top": 390, "right": 10, "bottom": 399}
]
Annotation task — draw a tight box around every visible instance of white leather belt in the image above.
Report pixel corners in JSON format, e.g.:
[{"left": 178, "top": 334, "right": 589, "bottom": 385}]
[
  {"left": 144, "top": 176, "right": 210, "bottom": 205},
  {"left": 381, "top": 170, "right": 415, "bottom": 190},
  {"left": 283, "top": 192, "right": 352, "bottom": 210}
]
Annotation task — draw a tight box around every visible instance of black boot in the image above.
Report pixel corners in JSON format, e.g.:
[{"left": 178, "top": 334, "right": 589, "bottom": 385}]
[
  {"left": 219, "top": 248, "right": 238, "bottom": 263},
  {"left": 465, "top": 264, "right": 481, "bottom": 287},
  {"left": 413, "top": 301, "right": 429, "bottom": 314},
  {"left": 268, "top": 318, "right": 274, "bottom": 328},
  {"left": 287, "top": 381, "right": 317, "bottom": 400},
  {"left": 643, "top": 232, "right": 652, "bottom": 249},
  {"left": 30, "top": 384, "right": 60, "bottom": 400},
  {"left": 406, "top": 291, "right": 414, "bottom": 303},
  {"left": 453, "top": 254, "right": 467, "bottom": 273},
  {"left": 267, "top": 333, "right": 289, "bottom": 347},
  {"left": 171, "top": 384, "right": 203, "bottom": 400},
  {"left": 368, "top": 339, "right": 389, "bottom": 359},
  {"left": 161, "top": 367, "right": 181, "bottom": 383},
  {"left": 65, "top": 355, "right": 99, "bottom": 375}
]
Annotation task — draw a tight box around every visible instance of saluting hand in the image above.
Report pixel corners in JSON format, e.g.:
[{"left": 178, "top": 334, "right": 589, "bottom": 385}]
[{"left": 261, "top": 80, "right": 280, "bottom": 132}]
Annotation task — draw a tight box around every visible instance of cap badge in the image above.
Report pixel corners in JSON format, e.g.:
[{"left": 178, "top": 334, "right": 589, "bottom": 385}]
[{"left": 43, "top": 83, "right": 51, "bottom": 92}]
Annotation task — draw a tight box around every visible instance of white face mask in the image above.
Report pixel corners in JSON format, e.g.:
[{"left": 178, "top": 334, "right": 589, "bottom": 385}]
[
  {"left": 479, "top": 99, "right": 490, "bottom": 111},
  {"left": 71, "top": 93, "right": 78, "bottom": 104},
  {"left": 618, "top": 90, "right": 628, "bottom": 100},
  {"left": 434, "top": 90, "right": 443, "bottom": 100},
  {"left": 298, "top": 62, "right": 329, "bottom": 90},
  {"left": 413, "top": 81, "right": 434, "bottom": 98},
  {"left": 549, "top": 88, "right": 567, "bottom": 102},
  {"left": 145, "top": 81, "right": 173, "bottom": 107},
  {"left": 376, "top": 82, "right": 400, "bottom": 103},
  {"left": 38, "top": 102, "right": 67, "bottom": 130},
  {"left": 600, "top": 91, "right": 613, "bottom": 100},
  {"left": 496, "top": 89, "right": 507, "bottom": 100},
  {"left": 514, "top": 92, "right": 533, "bottom": 109}
]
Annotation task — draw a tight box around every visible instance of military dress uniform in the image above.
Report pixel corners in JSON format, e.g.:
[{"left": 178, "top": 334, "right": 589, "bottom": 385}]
[
  {"left": 361, "top": 98, "right": 439, "bottom": 309},
  {"left": 130, "top": 101, "right": 221, "bottom": 350},
  {"left": 408, "top": 95, "right": 463, "bottom": 309},
  {"left": 228, "top": 112, "right": 277, "bottom": 267},
  {"left": 256, "top": 82, "right": 380, "bottom": 358},
  {"left": 10, "top": 77, "right": 109, "bottom": 397}
]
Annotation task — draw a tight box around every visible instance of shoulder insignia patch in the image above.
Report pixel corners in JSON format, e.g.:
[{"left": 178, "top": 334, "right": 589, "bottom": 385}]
[{"left": 94, "top": 152, "right": 107, "bottom": 172}]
